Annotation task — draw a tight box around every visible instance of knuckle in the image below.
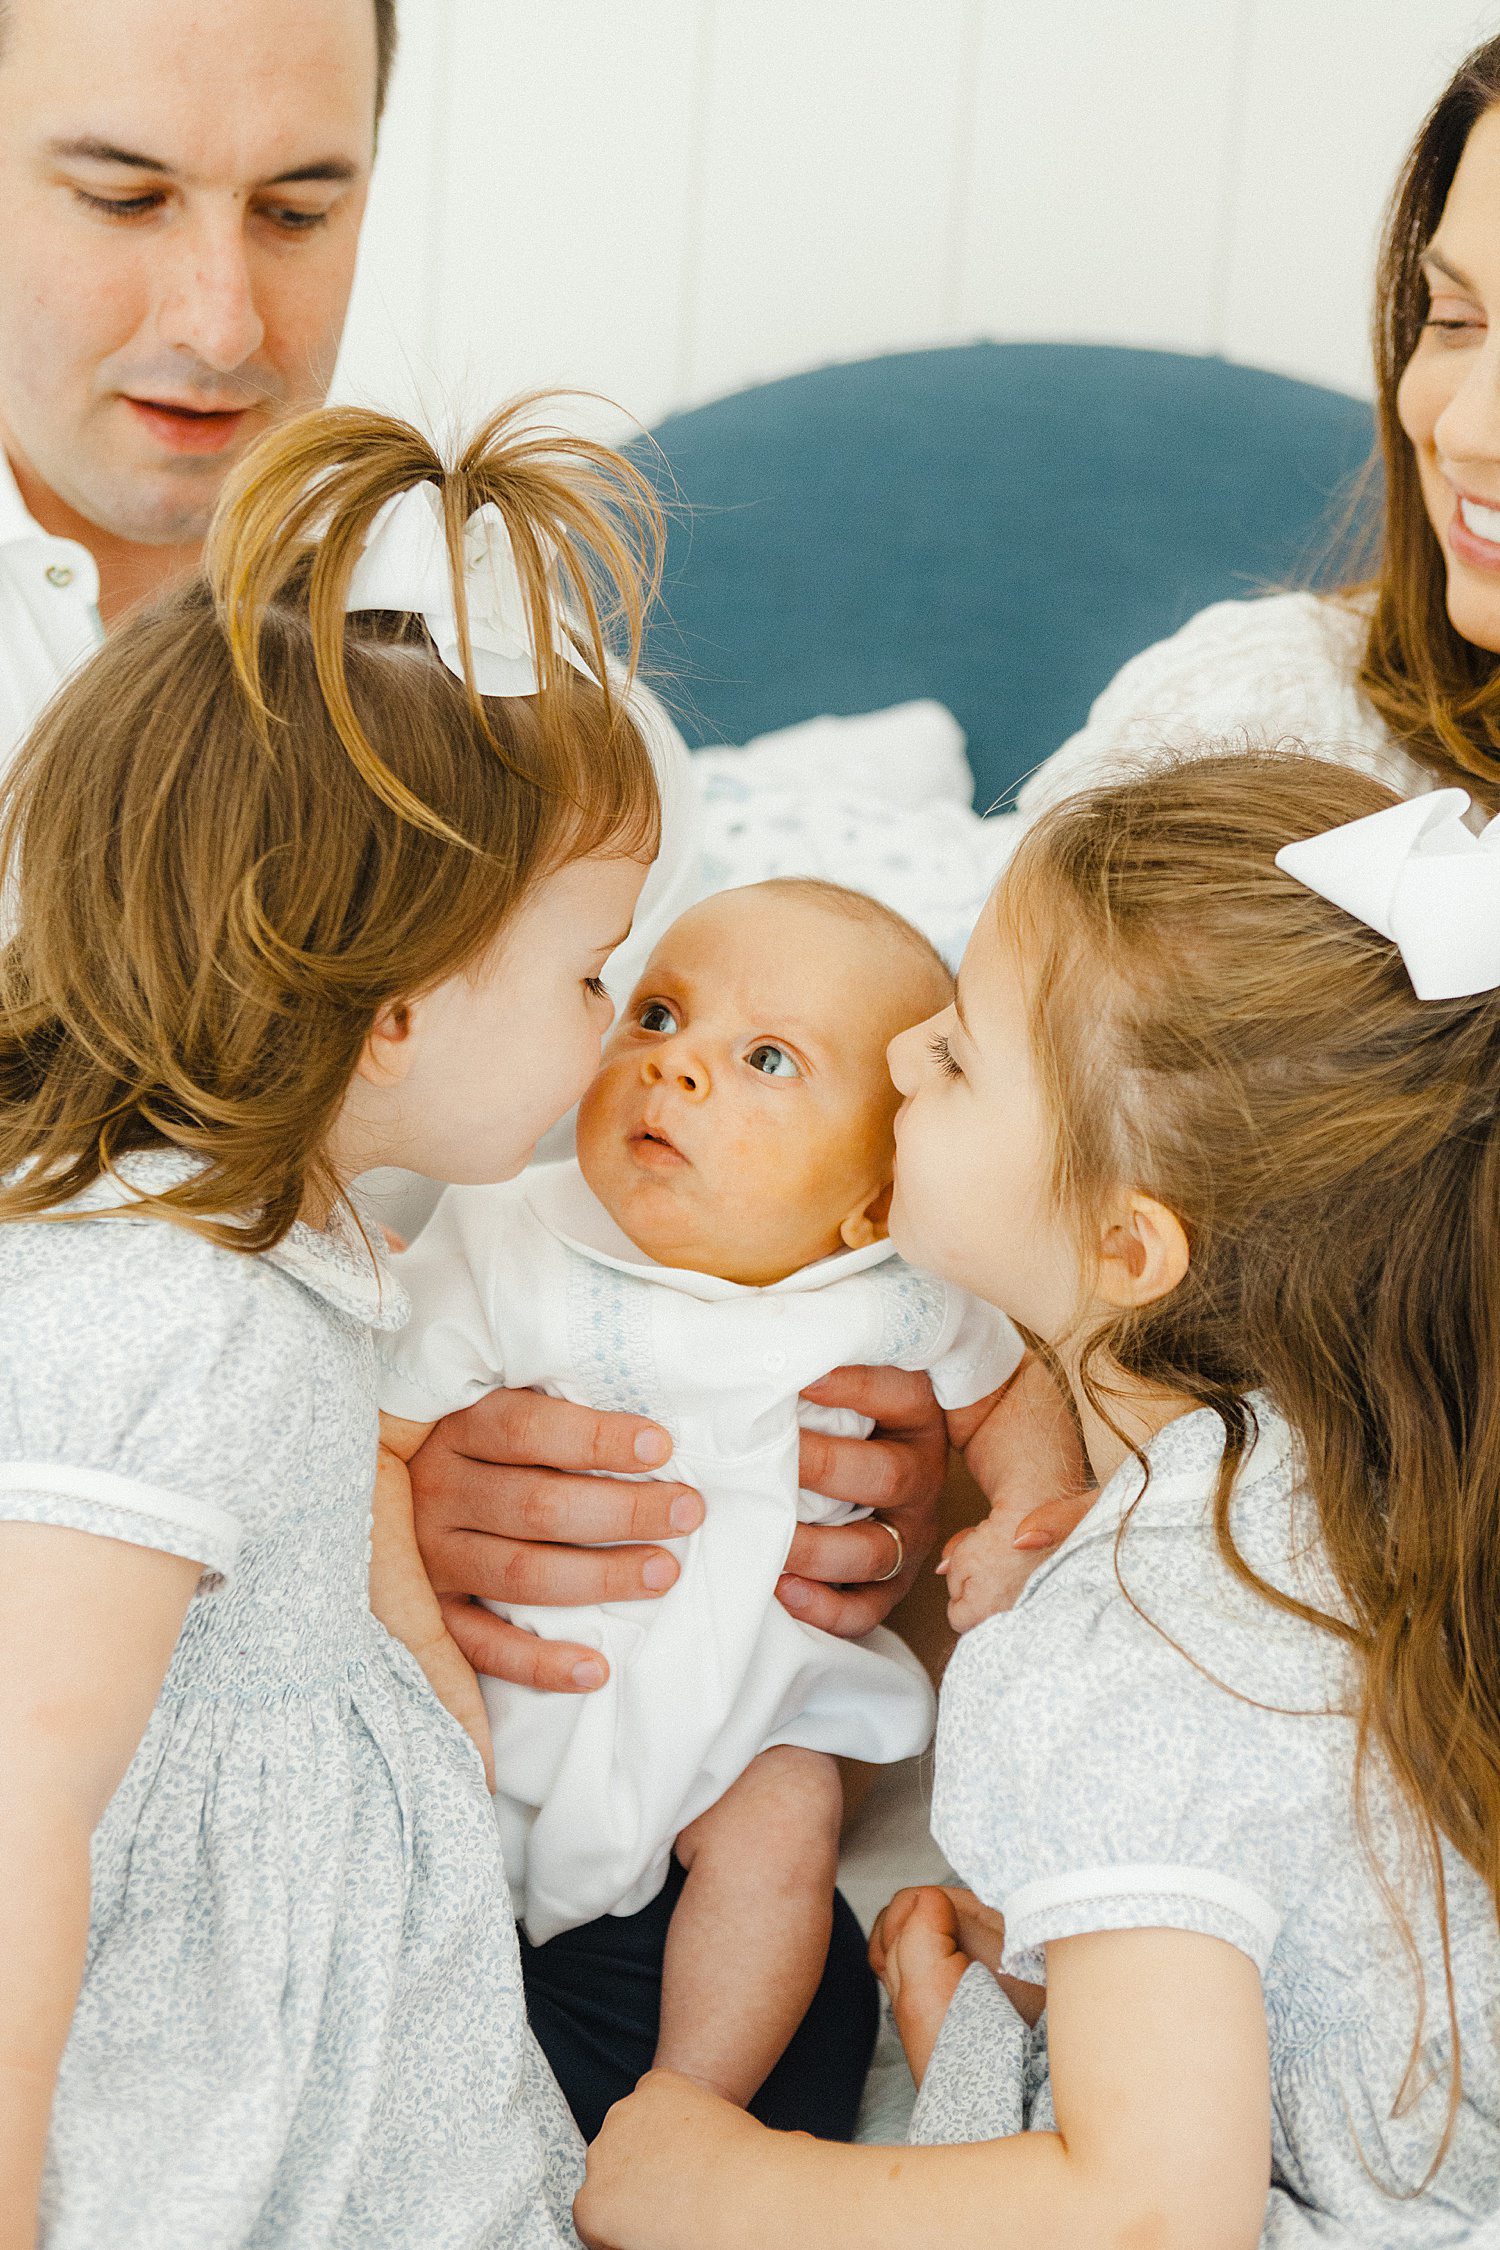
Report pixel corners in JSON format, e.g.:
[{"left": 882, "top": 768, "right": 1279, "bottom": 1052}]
[
  {"left": 587, "top": 1410, "right": 630, "bottom": 1473},
  {"left": 495, "top": 1543, "right": 542, "bottom": 1605},
  {"left": 515, "top": 1477, "right": 561, "bottom": 1542},
  {"left": 863, "top": 1448, "right": 904, "bottom": 1510}
]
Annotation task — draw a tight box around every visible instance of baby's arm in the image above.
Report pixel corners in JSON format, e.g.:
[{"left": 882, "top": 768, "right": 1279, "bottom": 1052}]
[
  {"left": 575, "top": 1927, "right": 1271, "bottom": 2250},
  {"left": 0, "top": 1523, "right": 200, "bottom": 2250},
  {"left": 374, "top": 1415, "right": 494, "bottom": 1788},
  {"left": 941, "top": 1355, "right": 1094, "bottom": 1620}
]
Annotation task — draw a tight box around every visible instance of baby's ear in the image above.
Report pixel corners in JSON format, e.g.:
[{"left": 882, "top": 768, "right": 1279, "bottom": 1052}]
[{"left": 840, "top": 1179, "right": 894, "bottom": 1252}]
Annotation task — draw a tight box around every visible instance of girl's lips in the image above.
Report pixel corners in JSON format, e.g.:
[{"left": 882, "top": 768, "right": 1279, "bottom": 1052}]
[{"left": 123, "top": 397, "right": 254, "bottom": 456}]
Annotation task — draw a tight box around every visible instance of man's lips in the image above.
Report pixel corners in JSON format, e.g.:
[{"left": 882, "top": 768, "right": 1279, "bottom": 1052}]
[{"left": 122, "top": 396, "right": 257, "bottom": 456}]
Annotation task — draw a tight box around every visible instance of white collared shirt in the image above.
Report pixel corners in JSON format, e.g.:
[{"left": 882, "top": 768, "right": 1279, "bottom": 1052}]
[{"left": 0, "top": 454, "right": 105, "bottom": 775}]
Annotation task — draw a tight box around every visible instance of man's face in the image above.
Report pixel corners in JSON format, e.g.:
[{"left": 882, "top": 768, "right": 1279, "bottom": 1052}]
[{"left": 0, "top": 0, "right": 377, "bottom": 547}]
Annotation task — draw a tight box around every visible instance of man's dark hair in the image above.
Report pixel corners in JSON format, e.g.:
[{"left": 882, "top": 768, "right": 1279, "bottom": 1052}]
[{"left": 374, "top": 0, "right": 397, "bottom": 123}]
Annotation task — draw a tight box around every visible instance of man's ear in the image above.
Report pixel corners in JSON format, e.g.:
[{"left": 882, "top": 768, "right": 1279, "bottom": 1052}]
[
  {"left": 840, "top": 1179, "right": 894, "bottom": 1252},
  {"left": 1094, "top": 1192, "right": 1189, "bottom": 1309},
  {"left": 355, "top": 999, "right": 416, "bottom": 1090}
]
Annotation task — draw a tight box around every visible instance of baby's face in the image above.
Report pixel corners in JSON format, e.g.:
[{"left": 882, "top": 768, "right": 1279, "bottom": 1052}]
[{"left": 577, "top": 886, "right": 945, "bottom": 1285}]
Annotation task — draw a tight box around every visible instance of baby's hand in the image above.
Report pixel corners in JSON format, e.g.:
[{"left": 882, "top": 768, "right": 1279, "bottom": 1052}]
[
  {"left": 937, "top": 1509, "right": 1054, "bottom": 1631},
  {"left": 868, "top": 1885, "right": 970, "bottom": 2083}
]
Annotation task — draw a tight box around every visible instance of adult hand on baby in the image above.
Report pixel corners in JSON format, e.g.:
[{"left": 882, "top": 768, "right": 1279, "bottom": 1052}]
[
  {"left": 779, "top": 1363, "right": 947, "bottom": 1634},
  {"left": 575, "top": 2070, "right": 766, "bottom": 2250},
  {"left": 410, "top": 1365, "right": 947, "bottom": 1691},
  {"left": 408, "top": 1389, "right": 705, "bottom": 1694}
]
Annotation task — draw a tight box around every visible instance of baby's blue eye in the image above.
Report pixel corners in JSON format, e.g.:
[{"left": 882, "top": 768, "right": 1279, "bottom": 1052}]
[
  {"left": 639, "top": 1002, "right": 678, "bottom": 1035},
  {"left": 746, "top": 1043, "right": 799, "bottom": 1079}
]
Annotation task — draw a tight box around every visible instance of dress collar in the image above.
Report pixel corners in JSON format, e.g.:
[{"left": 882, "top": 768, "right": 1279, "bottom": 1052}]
[
  {"left": 521, "top": 1157, "right": 898, "bottom": 1302},
  {"left": 57, "top": 1147, "right": 408, "bottom": 1331},
  {"left": 1014, "top": 1391, "right": 1296, "bottom": 1600}
]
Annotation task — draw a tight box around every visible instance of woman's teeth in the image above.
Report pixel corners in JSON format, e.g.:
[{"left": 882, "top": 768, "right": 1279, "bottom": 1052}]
[{"left": 1460, "top": 495, "right": 1500, "bottom": 543}]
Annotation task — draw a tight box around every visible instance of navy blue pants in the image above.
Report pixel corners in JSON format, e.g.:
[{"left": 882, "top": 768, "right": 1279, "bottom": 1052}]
[{"left": 519, "top": 1856, "right": 879, "bottom": 2143}]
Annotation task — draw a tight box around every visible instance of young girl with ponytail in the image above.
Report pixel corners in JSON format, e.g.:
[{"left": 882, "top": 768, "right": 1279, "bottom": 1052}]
[
  {"left": 578, "top": 750, "right": 1500, "bottom": 2249},
  {"left": 0, "top": 398, "right": 663, "bottom": 2250}
]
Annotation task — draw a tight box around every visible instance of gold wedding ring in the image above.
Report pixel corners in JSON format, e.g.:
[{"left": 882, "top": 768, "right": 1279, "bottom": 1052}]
[{"left": 871, "top": 1517, "right": 905, "bottom": 1584}]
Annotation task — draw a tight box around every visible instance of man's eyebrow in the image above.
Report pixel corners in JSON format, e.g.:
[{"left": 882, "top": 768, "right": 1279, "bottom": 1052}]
[
  {"left": 1422, "top": 244, "right": 1478, "bottom": 291},
  {"left": 45, "top": 136, "right": 360, "bottom": 187}
]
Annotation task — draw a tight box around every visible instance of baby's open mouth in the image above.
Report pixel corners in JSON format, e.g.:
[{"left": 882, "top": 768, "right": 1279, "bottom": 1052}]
[{"left": 629, "top": 1123, "right": 688, "bottom": 1166}]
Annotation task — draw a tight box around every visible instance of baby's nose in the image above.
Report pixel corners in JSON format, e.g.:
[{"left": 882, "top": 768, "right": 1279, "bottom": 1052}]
[{"left": 641, "top": 1053, "right": 709, "bottom": 1097}]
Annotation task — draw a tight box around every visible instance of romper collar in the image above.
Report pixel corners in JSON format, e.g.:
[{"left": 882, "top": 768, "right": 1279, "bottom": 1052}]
[
  {"left": 520, "top": 1157, "right": 899, "bottom": 1301},
  {"left": 51, "top": 1147, "right": 408, "bottom": 1330}
]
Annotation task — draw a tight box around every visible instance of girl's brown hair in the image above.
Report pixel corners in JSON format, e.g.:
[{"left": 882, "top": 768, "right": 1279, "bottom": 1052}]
[
  {"left": 1008, "top": 747, "right": 1500, "bottom": 2178},
  {"left": 0, "top": 398, "right": 663, "bottom": 1248},
  {"left": 1358, "top": 32, "right": 1500, "bottom": 799}
]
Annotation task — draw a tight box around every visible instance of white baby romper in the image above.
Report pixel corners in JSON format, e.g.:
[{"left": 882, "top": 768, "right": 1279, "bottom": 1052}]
[{"left": 379, "top": 1159, "right": 1023, "bottom": 1943}]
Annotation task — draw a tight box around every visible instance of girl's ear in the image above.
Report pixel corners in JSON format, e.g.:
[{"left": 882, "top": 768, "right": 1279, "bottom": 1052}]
[
  {"left": 1095, "top": 1192, "right": 1190, "bottom": 1309},
  {"left": 356, "top": 1000, "right": 416, "bottom": 1089},
  {"left": 840, "top": 1179, "right": 894, "bottom": 1252}
]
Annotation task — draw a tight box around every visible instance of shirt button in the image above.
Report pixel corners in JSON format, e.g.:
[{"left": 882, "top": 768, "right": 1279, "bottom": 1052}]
[
  {"left": 763, "top": 1348, "right": 787, "bottom": 1374},
  {"left": 45, "top": 563, "right": 74, "bottom": 589}
]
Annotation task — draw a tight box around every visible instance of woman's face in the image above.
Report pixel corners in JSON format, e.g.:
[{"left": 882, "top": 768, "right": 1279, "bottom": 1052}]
[{"left": 1398, "top": 104, "right": 1500, "bottom": 654}]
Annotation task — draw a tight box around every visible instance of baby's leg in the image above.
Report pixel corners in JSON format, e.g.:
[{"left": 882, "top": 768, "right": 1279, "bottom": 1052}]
[{"left": 657, "top": 1745, "right": 843, "bottom": 2107}]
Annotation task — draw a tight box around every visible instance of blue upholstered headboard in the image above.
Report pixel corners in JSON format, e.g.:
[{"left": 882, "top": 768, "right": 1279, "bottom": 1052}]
[{"left": 640, "top": 343, "right": 1375, "bottom": 811}]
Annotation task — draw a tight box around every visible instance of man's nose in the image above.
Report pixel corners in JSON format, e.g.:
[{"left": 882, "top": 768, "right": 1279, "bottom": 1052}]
[
  {"left": 155, "top": 209, "right": 266, "bottom": 373},
  {"left": 641, "top": 1048, "right": 710, "bottom": 1098}
]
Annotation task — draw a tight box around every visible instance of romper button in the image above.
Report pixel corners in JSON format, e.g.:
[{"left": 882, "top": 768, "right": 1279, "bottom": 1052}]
[
  {"left": 763, "top": 1348, "right": 787, "bottom": 1373},
  {"left": 45, "top": 563, "right": 74, "bottom": 588}
]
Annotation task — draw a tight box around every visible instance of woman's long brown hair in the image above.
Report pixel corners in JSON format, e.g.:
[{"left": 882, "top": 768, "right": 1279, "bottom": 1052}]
[
  {"left": 0, "top": 398, "right": 663, "bottom": 1247},
  {"left": 1009, "top": 748, "right": 1500, "bottom": 2186},
  {"left": 1359, "top": 32, "right": 1500, "bottom": 799}
]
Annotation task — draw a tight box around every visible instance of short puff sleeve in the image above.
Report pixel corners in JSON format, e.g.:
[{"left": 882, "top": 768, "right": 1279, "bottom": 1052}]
[
  {"left": 0, "top": 1214, "right": 310, "bottom": 1583},
  {"left": 932, "top": 1518, "right": 1341, "bottom": 1982}
]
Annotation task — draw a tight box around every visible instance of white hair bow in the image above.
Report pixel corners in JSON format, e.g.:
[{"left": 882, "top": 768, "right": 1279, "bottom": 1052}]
[
  {"left": 343, "top": 480, "right": 588, "bottom": 697},
  {"left": 1275, "top": 787, "right": 1500, "bottom": 1001}
]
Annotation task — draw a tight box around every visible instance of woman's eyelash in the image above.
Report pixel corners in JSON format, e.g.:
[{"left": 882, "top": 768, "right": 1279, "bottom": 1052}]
[
  {"left": 929, "top": 1033, "right": 962, "bottom": 1079},
  {"left": 585, "top": 976, "right": 610, "bottom": 999}
]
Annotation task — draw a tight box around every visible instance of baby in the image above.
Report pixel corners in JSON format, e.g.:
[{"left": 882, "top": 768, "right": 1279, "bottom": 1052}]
[{"left": 378, "top": 878, "right": 1024, "bottom": 2119}]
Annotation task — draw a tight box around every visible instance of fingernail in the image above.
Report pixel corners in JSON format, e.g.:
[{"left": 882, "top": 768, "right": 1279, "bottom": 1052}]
[
  {"left": 1013, "top": 1530, "right": 1058, "bottom": 1550},
  {"left": 571, "top": 1658, "right": 607, "bottom": 1689},
  {"left": 778, "top": 1577, "right": 812, "bottom": 1613},
  {"left": 642, "top": 1554, "right": 677, "bottom": 1591},
  {"left": 669, "top": 1492, "right": 701, "bottom": 1533},
  {"left": 635, "top": 1428, "right": 672, "bottom": 1466}
]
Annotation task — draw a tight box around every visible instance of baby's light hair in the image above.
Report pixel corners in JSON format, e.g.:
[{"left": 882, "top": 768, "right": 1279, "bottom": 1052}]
[
  {"left": 747, "top": 877, "right": 953, "bottom": 1021},
  {"left": 0, "top": 399, "right": 663, "bottom": 1251},
  {"left": 1007, "top": 745, "right": 1500, "bottom": 2185}
]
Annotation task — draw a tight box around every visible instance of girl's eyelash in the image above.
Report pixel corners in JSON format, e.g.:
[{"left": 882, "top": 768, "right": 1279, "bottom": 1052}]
[{"left": 929, "top": 1032, "right": 962, "bottom": 1079}]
